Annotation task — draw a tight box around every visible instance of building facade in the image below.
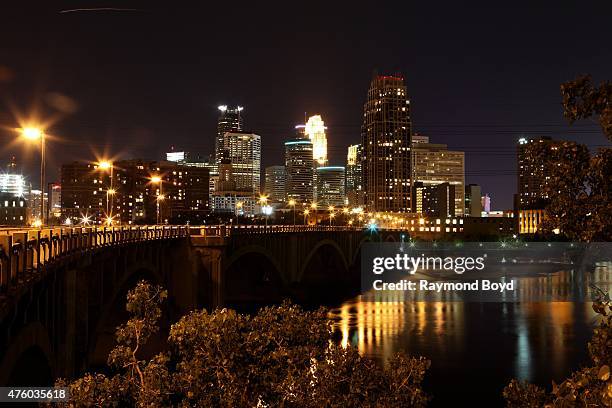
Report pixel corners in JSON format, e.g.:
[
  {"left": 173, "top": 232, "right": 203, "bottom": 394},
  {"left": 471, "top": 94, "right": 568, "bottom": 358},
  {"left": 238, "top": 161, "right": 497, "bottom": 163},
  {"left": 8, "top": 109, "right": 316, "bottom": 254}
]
[
  {"left": 314, "top": 166, "right": 345, "bottom": 207},
  {"left": 411, "top": 142, "right": 465, "bottom": 216},
  {"left": 361, "top": 74, "right": 412, "bottom": 212},
  {"left": 216, "top": 105, "right": 244, "bottom": 164},
  {"left": 264, "top": 165, "right": 286, "bottom": 203},
  {"left": 222, "top": 132, "right": 261, "bottom": 194},
  {"left": 305, "top": 115, "right": 328, "bottom": 167},
  {"left": 285, "top": 139, "right": 314, "bottom": 203},
  {"left": 0, "top": 192, "right": 27, "bottom": 226},
  {"left": 465, "top": 184, "right": 483, "bottom": 217},
  {"left": 412, "top": 182, "right": 456, "bottom": 217},
  {"left": 345, "top": 144, "right": 363, "bottom": 206}
]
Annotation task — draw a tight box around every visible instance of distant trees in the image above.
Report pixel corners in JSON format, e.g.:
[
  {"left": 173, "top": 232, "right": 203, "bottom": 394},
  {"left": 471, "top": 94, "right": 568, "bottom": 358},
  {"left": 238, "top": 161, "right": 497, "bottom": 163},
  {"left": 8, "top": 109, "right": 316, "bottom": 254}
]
[
  {"left": 532, "top": 75, "right": 612, "bottom": 241},
  {"left": 50, "top": 281, "right": 430, "bottom": 407}
]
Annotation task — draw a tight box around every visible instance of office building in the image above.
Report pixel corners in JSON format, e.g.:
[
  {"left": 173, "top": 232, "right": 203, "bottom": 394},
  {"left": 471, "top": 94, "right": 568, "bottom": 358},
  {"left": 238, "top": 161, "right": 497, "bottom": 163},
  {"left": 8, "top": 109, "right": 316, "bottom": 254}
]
[
  {"left": 0, "top": 192, "right": 27, "bottom": 226},
  {"left": 411, "top": 142, "right": 465, "bottom": 216},
  {"left": 0, "top": 173, "right": 28, "bottom": 197},
  {"left": 361, "top": 73, "right": 412, "bottom": 212},
  {"left": 465, "top": 184, "right": 483, "bottom": 217},
  {"left": 49, "top": 182, "right": 62, "bottom": 220},
  {"left": 285, "top": 138, "right": 314, "bottom": 203},
  {"left": 222, "top": 132, "right": 261, "bottom": 194},
  {"left": 61, "top": 160, "right": 208, "bottom": 224},
  {"left": 481, "top": 194, "right": 491, "bottom": 213},
  {"left": 411, "top": 134, "right": 430, "bottom": 144},
  {"left": 305, "top": 115, "right": 328, "bottom": 166},
  {"left": 346, "top": 144, "right": 363, "bottom": 206},
  {"left": 412, "top": 182, "right": 455, "bottom": 217},
  {"left": 314, "top": 166, "right": 345, "bottom": 207},
  {"left": 264, "top": 165, "right": 286, "bottom": 202},
  {"left": 216, "top": 105, "right": 244, "bottom": 164}
]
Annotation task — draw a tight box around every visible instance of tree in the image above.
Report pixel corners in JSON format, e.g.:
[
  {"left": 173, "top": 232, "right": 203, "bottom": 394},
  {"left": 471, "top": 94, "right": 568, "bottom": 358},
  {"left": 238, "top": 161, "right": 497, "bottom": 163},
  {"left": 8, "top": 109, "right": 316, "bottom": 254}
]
[
  {"left": 51, "top": 281, "right": 430, "bottom": 407},
  {"left": 561, "top": 74, "right": 611, "bottom": 140}
]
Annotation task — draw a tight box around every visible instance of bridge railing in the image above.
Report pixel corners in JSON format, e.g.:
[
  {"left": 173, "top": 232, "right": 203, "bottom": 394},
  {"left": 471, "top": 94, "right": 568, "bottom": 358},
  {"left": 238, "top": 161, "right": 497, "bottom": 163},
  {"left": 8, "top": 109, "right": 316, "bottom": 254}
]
[
  {"left": 0, "top": 225, "right": 189, "bottom": 295},
  {"left": 189, "top": 224, "right": 363, "bottom": 237}
]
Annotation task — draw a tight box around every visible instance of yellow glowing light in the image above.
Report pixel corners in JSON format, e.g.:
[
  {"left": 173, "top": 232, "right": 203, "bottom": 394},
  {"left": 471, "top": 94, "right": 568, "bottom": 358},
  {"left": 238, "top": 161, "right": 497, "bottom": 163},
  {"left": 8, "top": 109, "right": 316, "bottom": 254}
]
[
  {"left": 157, "top": 194, "right": 166, "bottom": 201},
  {"left": 21, "top": 127, "right": 43, "bottom": 140},
  {"left": 98, "top": 161, "right": 112, "bottom": 170},
  {"left": 304, "top": 209, "right": 310, "bottom": 215},
  {"left": 305, "top": 115, "right": 327, "bottom": 165},
  {"left": 310, "top": 202, "right": 317, "bottom": 209},
  {"left": 81, "top": 215, "right": 91, "bottom": 225},
  {"left": 32, "top": 219, "right": 42, "bottom": 228},
  {"left": 258, "top": 194, "right": 268, "bottom": 205},
  {"left": 328, "top": 205, "right": 335, "bottom": 212},
  {"left": 151, "top": 175, "right": 162, "bottom": 184},
  {"left": 342, "top": 207, "right": 349, "bottom": 214},
  {"left": 288, "top": 199, "right": 296, "bottom": 206},
  {"left": 236, "top": 201, "right": 243, "bottom": 209},
  {"left": 105, "top": 216, "right": 113, "bottom": 226},
  {"left": 64, "top": 218, "right": 72, "bottom": 226},
  {"left": 107, "top": 188, "right": 116, "bottom": 195}
]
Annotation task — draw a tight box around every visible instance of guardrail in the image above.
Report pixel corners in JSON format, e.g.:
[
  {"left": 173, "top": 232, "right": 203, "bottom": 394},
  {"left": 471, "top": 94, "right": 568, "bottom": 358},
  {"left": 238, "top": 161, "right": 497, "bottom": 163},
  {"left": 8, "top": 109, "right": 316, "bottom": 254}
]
[
  {"left": 0, "top": 224, "right": 369, "bottom": 295},
  {"left": 0, "top": 225, "right": 189, "bottom": 294}
]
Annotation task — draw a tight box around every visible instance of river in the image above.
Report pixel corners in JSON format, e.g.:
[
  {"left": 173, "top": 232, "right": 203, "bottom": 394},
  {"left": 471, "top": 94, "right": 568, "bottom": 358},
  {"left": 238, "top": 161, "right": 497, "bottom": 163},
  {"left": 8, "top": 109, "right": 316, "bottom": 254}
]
[{"left": 329, "top": 264, "right": 610, "bottom": 406}]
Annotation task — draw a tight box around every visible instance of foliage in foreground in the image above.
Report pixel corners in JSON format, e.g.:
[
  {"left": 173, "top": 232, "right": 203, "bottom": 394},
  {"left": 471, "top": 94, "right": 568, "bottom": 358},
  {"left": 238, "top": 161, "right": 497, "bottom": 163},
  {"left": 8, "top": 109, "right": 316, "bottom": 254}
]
[
  {"left": 503, "top": 289, "right": 612, "bottom": 407},
  {"left": 50, "top": 281, "right": 429, "bottom": 407}
]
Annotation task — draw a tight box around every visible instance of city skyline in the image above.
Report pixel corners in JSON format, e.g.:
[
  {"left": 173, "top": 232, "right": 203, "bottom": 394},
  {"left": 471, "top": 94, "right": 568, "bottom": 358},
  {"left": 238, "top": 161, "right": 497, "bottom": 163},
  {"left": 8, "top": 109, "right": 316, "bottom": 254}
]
[{"left": 0, "top": 3, "right": 610, "bottom": 210}]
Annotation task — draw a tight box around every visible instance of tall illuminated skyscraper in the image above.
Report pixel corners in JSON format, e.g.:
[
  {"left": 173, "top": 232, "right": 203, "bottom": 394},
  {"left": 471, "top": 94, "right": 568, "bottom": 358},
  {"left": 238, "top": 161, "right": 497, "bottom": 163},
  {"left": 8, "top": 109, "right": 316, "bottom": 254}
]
[
  {"left": 305, "top": 115, "right": 328, "bottom": 166},
  {"left": 361, "top": 74, "right": 412, "bottom": 212},
  {"left": 285, "top": 137, "right": 313, "bottom": 203},
  {"left": 346, "top": 144, "right": 363, "bottom": 206},
  {"left": 223, "top": 132, "right": 261, "bottom": 194},
  {"left": 216, "top": 105, "right": 244, "bottom": 164}
]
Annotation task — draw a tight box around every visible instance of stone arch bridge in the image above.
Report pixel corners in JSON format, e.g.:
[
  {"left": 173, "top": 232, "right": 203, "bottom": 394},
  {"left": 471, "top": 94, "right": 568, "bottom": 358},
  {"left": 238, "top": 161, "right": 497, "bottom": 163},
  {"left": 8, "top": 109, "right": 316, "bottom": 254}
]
[{"left": 0, "top": 225, "right": 401, "bottom": 387}]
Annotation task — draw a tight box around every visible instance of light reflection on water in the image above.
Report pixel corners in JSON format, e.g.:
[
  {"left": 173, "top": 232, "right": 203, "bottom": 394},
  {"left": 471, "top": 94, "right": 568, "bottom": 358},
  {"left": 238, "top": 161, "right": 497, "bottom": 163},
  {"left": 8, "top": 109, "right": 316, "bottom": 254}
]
[{"left": 329, "top": 265, "right": 610, "bottom": 406}]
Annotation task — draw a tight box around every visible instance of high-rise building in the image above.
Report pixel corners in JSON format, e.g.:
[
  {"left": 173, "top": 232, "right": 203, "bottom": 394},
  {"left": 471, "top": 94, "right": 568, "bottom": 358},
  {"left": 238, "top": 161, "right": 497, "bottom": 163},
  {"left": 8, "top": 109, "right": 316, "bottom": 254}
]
[
  {"left": 294, "top": 124, "right": 308, "bottom": 139},
  {"left": 222, "top": 132, "right": 261, "bottom": 194},
  {"left": 314, "top": 166, "right": 345, "bottom": 207},
  {"left": 0, "top": 192, "right": 27, "bottom": 226},
  {"left": 264, "top": 165, "right": 286, "bottom": 203},
  {"left": 481, "top": 194, "right": 491, "bottom": 213},
  {"left": 0, "top": 173, "right": 28, "bottom": 197},
  {"left": 61, "top": 160, "right": 209, "bottom": 224},
  {"left": 346, "top": 144, "right": 363, "bottom": 206},
  {"left": 49, "top": 182, "right": 62, "bottom": 219},
  {"left": 305, "top": 115, "right": 328, "bottom": 166},
  {"left": 285, "top": 138, "right": 314, "bottom": 203},
  {"left": 361, "top": 74, "right": 412, "bottom": 212},
  {"left": 216, "top": 105, "right": 244, "bottom": 164},
  {"left": 412, "top": 181, "right": 455, "bottom": 217},
  {"left": 411, "top": 142, "right": 465, "bottom": 216},
  {"left": 465, "top": 184, "right": 483, "bottom": 217}
]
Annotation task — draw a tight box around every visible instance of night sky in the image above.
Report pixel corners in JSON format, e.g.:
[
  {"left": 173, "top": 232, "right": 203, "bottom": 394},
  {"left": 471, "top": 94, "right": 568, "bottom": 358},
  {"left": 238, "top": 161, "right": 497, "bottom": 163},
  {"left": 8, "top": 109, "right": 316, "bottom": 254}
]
[{"left": 1, "top": 1, "right": 610, "bottom": 209}]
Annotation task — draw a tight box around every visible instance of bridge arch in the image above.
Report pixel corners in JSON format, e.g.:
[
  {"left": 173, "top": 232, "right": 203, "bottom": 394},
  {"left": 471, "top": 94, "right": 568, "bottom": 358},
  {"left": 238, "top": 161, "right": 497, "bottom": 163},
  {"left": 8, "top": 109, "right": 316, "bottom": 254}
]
[
  {"left": 0, "top": 322, "right": 54, "bottom": 386},
  {"left": 298, "top": 239, "right": 349, "bottom": 284},
  {"left": 224, "top": 245, "right": 285, "bottom": 308}
]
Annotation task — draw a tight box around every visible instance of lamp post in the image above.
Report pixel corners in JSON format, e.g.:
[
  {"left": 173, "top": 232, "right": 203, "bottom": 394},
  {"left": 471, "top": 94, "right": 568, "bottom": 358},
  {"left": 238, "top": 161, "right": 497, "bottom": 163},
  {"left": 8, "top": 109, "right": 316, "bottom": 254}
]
[
  {"left": 98, "top": 161, "right": 114, "bottom": 219},
  {"left": 303, "top": 209, "right": 310, "bottom": 225},
  {"left": 151, "top": 175, "right": 163, "bottom": 224},
  {"left": 259, "top": 194, "right": 269, "bottom": 227},
  {"left": 310, "top": 202, "right": 317, "bottom": 225},
  {"left": 328, "top": 205, "right": 335, "bottom": 226},
  {"left": 20, "top": 127, "right": 45, "bottom": 224},
  {"left": 288, "top": 199, "right": 296, "bottom": 227},
  {"left": 236, "top": 201, "right": 243, "bottom": 228}
]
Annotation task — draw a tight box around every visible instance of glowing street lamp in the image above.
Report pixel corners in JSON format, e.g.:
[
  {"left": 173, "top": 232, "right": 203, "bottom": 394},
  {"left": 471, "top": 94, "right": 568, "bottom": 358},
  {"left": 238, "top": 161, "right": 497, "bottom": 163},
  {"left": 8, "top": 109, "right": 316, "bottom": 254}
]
[
  {"left": 235, "top": 201, "right": 243, "bottom": 227},
  {"left": 20, "top": 126, "right": 46, "bottom": 224},
  {"left": 151, "top": 175, "right": 164, "bottom": 224},
  {"left": 98, "top": 160, "right": 115, "bottom": 218},
  {"left": 259, "top": 194, "right": 269, "bottom": 226},
  {"left": 303, "top": 209, "right": 310, "bottom": 225},
  {"left": 288, "top": 199, "right": 297, "bottom": 227},
  {"left": 328, "top": 205, "right": 335, "bottom": 226}
]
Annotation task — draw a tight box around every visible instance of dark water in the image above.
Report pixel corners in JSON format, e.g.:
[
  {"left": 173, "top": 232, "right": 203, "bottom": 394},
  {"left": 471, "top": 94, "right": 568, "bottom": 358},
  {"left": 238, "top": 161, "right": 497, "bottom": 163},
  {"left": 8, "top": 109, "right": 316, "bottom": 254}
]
[{"left": 328, "top": 265, "right": 610, "bottom": 407}]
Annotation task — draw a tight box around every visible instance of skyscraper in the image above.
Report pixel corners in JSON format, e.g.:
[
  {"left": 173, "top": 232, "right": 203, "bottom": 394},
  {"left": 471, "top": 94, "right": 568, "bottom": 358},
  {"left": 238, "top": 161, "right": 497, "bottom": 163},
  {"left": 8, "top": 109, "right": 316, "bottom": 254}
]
[
  {"left": 314, "top": 166, "right": 345, "bottom": 207},
  {"left": 264, "top": 165, "right": 286, "bottom": 202},
  {"left": 216, "top": 105, "right": 244, "bottom": 164},
  {"left": 346, "top": 144, "right": 363, "bottom": 206},
  {"left": 305, "top": 115, "right": 328, "bottom": 166},
  {"left": 223, "top": 131, "right": 261, "bottom": 194},
  {"left": 361, "top": 74, "right": 412, "bottom": 212},
  {"left": 465, "top": 184, "right": 483, "bottom": 216},
  {"left": 411, "top": 142, "right": 465, "bottom": 216},
  {"left": 285, "top": 138, "right": 313, "bottom": 203}
]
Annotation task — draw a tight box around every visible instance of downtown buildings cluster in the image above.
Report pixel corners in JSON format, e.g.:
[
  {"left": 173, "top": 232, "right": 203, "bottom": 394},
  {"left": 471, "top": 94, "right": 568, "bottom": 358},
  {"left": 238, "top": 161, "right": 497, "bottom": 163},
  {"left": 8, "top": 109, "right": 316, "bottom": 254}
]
[{"left": 0, "top": 73, "right": 560, "bottom": 237}]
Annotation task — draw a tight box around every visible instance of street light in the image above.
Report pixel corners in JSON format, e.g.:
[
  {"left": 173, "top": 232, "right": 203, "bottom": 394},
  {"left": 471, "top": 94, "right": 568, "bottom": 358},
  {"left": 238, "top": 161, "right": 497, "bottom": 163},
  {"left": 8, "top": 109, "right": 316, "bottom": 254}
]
[
  {"left": 151, "top": 175, "right": 163, "bottom": 224},
  {"left": 303, "top": 209, "right": 310, "bottom": 225},
  {"left": 310, "top": 202, "right": 317, "bottom": 225},
  {"left": 236, "top": 201, "right": 243, "bottom": 227},
  {"left": 98, "top": 160, "right": 115, "bottom": 219},
  {"left": 328, "top": 205, "right": 335, "bottom": 226},
  {"left": 258, "top": 194, "right": 269, "bottom": 226},
  {"left": 288, "top": 199, "right": 296, "bottom": 227},
  {"left": 20, "top": 127, "right": 45, "bottom": 224}
]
